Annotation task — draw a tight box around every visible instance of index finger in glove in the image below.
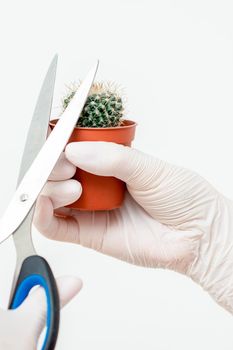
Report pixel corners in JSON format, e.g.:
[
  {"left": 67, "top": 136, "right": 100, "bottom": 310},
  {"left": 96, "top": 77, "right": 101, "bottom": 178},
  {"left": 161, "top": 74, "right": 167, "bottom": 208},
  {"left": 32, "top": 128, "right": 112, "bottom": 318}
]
[
  {"left": 49, "top": 152, "right": 76, "bottom": 181},
  {"left": 47, "top": 125, "right": 76, "bottom": 181}
]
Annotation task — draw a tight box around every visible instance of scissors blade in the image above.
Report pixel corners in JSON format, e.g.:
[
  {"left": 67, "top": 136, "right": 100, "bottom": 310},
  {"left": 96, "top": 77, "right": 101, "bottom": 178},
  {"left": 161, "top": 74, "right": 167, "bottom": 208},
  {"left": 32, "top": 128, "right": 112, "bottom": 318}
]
[
  {"left": 10, "top": 55, "right": 58, "bottom": 278},
  {"left": 0, "top": 60, "right": 99, "bottom": 244},
  {"left": 17, "top": 54, "right": 58, "bottom": 186}
]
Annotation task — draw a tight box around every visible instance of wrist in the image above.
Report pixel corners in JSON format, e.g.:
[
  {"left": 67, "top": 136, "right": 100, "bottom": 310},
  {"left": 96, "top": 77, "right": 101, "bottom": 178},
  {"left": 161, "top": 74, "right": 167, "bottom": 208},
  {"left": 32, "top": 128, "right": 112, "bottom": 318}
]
[{"left": 187, "top": 195, "right": 233, "bottom": 314}]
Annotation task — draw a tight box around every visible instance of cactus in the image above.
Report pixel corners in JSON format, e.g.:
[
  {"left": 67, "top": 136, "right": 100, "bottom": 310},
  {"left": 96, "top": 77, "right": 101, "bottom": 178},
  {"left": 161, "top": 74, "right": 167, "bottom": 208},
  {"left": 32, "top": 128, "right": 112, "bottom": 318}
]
[{"left": 62, "top": 82, "right": 124, "bottom": 128}]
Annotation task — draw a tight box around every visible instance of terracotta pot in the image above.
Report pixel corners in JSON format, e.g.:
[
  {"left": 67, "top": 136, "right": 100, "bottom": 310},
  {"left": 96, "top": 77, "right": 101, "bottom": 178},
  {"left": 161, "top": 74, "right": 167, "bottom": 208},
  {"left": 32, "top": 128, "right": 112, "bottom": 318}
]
[{"left": 49, "top": 119, "right": 137, "bottom": 211}]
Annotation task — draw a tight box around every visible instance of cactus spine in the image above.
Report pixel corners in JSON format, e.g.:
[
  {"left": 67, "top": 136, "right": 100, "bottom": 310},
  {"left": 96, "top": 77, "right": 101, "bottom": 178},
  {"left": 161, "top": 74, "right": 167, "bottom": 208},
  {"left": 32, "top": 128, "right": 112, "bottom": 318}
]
[{"left": 62, "top": 82, "right": 124, "bottom": 128}]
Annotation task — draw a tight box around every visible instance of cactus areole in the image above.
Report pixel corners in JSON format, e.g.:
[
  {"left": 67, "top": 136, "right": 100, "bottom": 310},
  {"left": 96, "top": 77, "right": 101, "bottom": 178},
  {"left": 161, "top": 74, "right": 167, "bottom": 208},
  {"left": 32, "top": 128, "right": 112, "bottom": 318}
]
[{"left": 62, "top": 82, "right": 124, "bottom": 128}]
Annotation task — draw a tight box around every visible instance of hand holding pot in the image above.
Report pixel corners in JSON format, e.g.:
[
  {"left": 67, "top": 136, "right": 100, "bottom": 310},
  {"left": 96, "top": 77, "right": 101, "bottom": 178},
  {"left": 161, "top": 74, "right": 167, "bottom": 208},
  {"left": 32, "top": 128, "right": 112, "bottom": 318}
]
[{"left": 34, "top": 142, "right": 233, "bottom": 314}]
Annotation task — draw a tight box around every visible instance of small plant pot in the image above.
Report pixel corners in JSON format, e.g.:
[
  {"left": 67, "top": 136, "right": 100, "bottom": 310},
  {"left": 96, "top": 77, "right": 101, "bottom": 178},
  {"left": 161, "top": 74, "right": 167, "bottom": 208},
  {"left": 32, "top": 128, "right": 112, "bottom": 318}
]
[{"left": 50, "top": 119, "right": 137, "bottom": 211}]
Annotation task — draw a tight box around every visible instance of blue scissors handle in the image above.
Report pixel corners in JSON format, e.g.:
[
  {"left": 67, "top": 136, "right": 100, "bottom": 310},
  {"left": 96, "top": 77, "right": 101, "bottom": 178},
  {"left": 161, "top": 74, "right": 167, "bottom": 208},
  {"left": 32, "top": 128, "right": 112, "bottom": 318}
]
[{"left": 9, "top": 255, "right": 60, "bottom": 350}]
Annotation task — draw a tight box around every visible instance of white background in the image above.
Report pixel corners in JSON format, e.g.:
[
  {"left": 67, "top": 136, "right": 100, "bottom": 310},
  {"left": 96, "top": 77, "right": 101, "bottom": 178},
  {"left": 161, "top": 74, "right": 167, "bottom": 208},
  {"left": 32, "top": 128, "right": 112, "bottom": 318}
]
[{"left": 0, "top": 0, "right": 233, "bottom": 349}]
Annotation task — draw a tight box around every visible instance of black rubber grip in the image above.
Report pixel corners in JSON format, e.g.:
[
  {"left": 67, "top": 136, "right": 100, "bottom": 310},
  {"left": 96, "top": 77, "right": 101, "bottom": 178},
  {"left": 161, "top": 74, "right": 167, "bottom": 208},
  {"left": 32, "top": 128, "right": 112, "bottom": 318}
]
[{"left": 9, "top": 255, "right": 60, "bottom": 350}]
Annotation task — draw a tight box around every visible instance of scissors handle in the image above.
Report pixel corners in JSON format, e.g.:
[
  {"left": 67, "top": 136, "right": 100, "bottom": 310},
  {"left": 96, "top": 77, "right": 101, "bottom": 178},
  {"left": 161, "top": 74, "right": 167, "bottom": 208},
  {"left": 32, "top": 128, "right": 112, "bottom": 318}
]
[{"left": 9, "top": 255, "right": 60, "bottom": 350}]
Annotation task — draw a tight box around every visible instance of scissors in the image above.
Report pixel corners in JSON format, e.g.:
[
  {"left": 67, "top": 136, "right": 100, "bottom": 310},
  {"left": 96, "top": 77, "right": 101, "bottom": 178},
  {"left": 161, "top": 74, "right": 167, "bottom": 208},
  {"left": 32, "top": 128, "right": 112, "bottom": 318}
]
[{"left": 0, "top": 55, "right": 98, "bottom": 350}]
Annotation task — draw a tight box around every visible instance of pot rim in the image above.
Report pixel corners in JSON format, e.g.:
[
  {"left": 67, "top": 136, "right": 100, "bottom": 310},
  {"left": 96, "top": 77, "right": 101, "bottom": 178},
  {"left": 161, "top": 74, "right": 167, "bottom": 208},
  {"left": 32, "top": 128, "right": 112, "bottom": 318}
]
[{"left": 50, "top": 118, "right": 137, "bottom": 130}]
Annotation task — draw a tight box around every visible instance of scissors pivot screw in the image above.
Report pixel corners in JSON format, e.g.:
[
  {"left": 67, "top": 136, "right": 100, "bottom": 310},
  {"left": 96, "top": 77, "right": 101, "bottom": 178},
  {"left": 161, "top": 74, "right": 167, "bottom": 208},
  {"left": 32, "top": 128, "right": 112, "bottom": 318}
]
[{"left": 20, "top": 193, "right": 29, "bottom": 202}]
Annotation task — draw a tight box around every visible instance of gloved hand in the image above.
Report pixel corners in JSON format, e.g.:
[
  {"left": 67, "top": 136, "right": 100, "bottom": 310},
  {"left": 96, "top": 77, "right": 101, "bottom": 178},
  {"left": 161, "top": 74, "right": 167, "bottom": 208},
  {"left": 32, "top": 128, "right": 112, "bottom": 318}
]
[
  {"left": 0, "top": 276, "right": 82, "bottom": 349},
  {"left": 34, "top": 142, "right": 233, "bottom": 314}
]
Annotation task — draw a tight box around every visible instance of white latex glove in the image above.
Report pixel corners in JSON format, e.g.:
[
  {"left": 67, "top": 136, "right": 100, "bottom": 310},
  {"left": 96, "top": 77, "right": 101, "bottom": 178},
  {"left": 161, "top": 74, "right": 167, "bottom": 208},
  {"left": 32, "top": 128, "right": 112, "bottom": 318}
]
[
  {"left": 0, "top": 276, "right": 82, "bottom": 349},
  {"left": 34, "top": 142, "right": 233, "bottom": 314}
]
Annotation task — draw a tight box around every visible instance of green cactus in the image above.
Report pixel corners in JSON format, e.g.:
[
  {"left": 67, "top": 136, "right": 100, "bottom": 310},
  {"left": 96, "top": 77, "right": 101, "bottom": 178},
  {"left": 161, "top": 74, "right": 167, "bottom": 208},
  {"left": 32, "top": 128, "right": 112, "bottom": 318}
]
[{"left": 62, "top": 82, "right": 124, "bottom": 128}]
